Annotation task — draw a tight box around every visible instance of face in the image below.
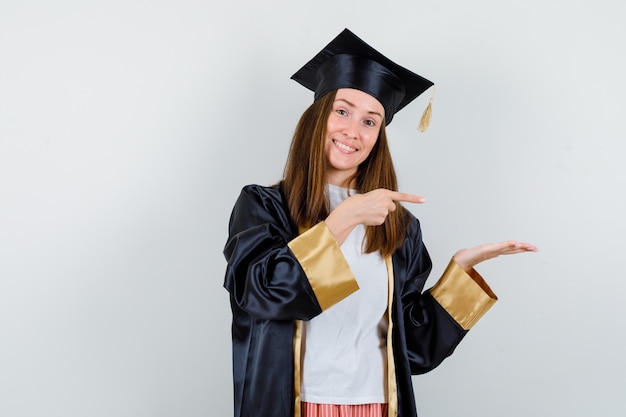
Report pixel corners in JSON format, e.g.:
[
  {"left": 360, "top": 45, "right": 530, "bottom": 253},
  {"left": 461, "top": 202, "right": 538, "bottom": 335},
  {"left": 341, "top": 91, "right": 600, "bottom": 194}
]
[{"left": 324, "top": 88, "right": 384, "bottom": 186}]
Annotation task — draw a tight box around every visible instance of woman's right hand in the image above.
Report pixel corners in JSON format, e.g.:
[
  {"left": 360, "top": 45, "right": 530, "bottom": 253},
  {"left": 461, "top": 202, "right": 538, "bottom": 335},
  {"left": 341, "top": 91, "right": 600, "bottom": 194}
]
[{"left": 325, "top": 189, "right": 425, "bottom": 245}]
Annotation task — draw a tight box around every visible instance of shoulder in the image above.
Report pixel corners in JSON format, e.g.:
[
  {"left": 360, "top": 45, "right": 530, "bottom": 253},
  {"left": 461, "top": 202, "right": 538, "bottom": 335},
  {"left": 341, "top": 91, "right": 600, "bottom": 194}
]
[
  {"left": 392, "top": 208, "right": 431, "bottom": 274},
  {"left": 402, "top": 207, "right": 422, "bottom": 239},
  {"left": 239, "top": 183, "right": 284, "bottom": 200},
  {"left": 393, "top": 208, "right": 426, "bottom": 257},
  {"left": 235, "top": 183, "right": 287, "bottom": 210},
  {"left": 230, "top": 183, "right": 294, "bottom": 230}
]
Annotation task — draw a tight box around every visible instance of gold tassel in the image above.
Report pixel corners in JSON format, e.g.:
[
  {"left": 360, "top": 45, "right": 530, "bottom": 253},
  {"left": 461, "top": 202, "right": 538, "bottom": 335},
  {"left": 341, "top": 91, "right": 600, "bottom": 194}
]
[{"left": 418, "top": 87, "right": 435, "bottom": 133}]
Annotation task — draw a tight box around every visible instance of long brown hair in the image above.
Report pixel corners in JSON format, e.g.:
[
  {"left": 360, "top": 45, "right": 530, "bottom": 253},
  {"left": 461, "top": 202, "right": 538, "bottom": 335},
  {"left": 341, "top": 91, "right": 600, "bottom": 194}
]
[{"left": 282, "top": 90, "right": 409, "bottom": 256}]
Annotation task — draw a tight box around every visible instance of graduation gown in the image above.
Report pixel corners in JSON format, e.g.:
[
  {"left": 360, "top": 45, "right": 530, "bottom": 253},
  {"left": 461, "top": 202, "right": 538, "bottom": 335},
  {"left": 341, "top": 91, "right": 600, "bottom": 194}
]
[{"left": 223, "top": 184, "right": 497, "bottom": 417}]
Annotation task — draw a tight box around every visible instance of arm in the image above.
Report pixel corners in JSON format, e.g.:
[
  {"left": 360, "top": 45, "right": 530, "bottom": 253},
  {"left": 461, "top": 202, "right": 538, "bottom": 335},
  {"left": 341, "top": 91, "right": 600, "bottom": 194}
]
[
  {"left": 397, "top": 219, "right": 537, "bottom": 374},
  {"left": 394, "top": 217, "right": 498, "bottom": 374},
  {"left": 223, "top": 185, "right": 358, "bottom": 321}
]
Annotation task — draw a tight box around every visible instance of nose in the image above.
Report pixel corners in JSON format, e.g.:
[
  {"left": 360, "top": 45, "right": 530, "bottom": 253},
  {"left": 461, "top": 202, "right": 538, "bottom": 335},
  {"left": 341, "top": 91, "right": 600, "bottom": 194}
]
[{"left": 342, "top": 118, "right": 359, "bottom": 139}]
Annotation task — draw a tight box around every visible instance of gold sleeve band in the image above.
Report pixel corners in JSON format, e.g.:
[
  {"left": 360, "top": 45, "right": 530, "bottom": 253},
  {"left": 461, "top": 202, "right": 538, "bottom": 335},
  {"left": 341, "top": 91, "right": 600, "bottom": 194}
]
[
  {"left": 429, "top": 259, "right": 498, "bottom": 330},
  {"left": 288, "top": 222, "right": 359, "bottom": 311}
]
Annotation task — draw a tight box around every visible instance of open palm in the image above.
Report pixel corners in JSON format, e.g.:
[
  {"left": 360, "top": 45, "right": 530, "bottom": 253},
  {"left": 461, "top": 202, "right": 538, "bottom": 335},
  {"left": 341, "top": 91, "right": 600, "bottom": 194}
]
[{"left": 453, "top": 241, "right": 538, "bottom": 271}]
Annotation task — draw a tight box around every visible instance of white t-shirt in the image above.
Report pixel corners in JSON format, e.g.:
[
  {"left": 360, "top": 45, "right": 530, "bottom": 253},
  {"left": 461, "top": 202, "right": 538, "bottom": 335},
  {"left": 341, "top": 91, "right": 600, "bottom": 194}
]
[{"left": 300, "top": 184, "right": 389, "bottom": 405}]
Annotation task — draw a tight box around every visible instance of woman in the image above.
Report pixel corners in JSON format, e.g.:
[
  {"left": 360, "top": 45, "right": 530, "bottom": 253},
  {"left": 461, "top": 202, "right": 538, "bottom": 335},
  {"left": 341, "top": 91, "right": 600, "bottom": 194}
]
[{"left": 223, "top": 29, "right": 537, "bottom": 417}]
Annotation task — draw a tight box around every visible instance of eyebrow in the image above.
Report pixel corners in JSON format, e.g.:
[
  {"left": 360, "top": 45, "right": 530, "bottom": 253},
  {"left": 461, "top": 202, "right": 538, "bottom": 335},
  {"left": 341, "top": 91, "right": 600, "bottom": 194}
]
[{"left": 335, "top": 98, "right": 383, "bottom": 119}]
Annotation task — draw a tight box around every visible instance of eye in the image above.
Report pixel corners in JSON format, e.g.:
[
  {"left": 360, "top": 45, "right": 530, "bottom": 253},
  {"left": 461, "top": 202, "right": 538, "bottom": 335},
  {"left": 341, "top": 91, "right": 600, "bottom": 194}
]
[
  {"left": 336, "top": 108, "right": 348, "bottom": 116},
  {"left": 364, "top": 119, "right": 376, "bottom": 127}
]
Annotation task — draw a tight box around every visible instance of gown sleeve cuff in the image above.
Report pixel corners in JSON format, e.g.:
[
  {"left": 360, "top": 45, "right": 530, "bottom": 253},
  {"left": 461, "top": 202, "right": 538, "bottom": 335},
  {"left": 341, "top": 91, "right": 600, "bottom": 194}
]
[
  {"left": 429, "top": 259, "right": 498, "bottom": 330},
  {"left": 288, "top": 222, "right": 359, "bottom": 311}
]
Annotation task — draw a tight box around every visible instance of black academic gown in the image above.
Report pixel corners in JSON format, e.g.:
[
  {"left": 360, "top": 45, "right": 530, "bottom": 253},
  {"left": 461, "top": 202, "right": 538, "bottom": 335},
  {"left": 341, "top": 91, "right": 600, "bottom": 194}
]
[{"left": 223, "top": 184, "right": 497, "bottom": 417}]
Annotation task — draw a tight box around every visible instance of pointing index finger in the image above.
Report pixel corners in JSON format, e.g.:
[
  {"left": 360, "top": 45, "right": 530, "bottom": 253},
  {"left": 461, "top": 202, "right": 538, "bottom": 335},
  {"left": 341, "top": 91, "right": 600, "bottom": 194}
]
[{"left": 390, "top": 191, "right": 426, "bottom": 204}]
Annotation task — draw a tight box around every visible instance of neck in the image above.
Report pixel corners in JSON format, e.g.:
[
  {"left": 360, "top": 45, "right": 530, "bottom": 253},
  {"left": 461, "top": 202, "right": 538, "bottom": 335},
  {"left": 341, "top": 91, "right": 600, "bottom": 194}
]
[{"left": 326, "top": 172, "right": 357, "bottom": 189}]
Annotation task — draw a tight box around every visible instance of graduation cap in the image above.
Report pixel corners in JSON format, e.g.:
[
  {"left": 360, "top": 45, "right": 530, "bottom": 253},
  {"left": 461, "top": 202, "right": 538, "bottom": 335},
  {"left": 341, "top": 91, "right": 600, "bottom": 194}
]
[{"left": 291, "top": 28, "right": 434, "bottom": 128}]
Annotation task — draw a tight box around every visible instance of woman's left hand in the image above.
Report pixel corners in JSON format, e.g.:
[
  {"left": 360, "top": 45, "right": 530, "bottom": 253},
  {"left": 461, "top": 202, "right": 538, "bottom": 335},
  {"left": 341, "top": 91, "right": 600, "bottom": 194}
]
[{"left": 453, "top": 241, "right": 538, "bottom": 272}]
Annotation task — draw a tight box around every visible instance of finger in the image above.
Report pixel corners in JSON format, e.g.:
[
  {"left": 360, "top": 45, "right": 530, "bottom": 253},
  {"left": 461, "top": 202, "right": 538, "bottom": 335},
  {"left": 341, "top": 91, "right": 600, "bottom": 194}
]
[
  {"left": 501, "top": 241, "right": 539, "bottom": 252},
  {"left": 389, "top": 191, "right": 426, "bottom": 204}
]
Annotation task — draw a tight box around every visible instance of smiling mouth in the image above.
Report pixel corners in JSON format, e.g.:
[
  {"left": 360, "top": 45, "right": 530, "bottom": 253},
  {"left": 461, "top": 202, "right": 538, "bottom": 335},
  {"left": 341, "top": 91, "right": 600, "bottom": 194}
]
[{"left": 333, "top": 139, "right": 357, "bottom": 153}]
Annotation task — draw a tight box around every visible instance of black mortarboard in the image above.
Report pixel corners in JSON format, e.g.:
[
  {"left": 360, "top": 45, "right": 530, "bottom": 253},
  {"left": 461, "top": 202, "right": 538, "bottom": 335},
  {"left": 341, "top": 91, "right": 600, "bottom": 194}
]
[{"left": 291, "top": 28, "right": 434, "bottom": 126}]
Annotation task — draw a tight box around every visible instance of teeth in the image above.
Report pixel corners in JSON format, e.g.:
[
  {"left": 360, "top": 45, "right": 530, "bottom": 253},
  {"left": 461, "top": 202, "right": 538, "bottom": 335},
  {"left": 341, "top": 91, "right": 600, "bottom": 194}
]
[{"left": 334, "top": 140, "right": 356, "bottom": 152}]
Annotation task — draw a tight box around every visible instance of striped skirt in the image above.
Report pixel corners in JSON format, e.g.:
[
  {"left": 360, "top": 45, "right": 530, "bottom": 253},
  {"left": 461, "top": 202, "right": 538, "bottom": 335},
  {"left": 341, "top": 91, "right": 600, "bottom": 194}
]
[{"left": 302, "top": 402, "right": 388, "bottom": 417}]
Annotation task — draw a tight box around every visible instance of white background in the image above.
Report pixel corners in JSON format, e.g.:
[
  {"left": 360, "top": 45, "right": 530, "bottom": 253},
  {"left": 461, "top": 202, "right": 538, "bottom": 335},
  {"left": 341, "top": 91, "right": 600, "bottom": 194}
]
[{"left": 1, "top": 1, "right": 625, "bottom": 416}]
